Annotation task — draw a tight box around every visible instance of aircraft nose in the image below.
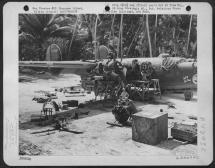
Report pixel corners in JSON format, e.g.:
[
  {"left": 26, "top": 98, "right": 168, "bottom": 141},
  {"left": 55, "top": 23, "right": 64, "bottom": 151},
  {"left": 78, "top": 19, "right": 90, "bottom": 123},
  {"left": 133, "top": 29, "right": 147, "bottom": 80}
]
[{"left": 177, "top": 62, "right": 196, "bottom": 72}]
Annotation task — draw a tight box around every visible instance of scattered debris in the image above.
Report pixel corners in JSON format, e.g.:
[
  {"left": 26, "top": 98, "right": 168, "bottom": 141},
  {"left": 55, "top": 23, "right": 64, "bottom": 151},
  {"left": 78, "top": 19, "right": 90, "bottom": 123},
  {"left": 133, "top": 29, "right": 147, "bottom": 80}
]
[
  {"left": 63, "top": 86, "right": 86, "bottom": 97},
  {"left": 106, "top": 121, "right": 131, "bottom": 127},
  {"left": 188, "top": 115, "right": 197, "bottom": 120},
  {"left": 106, "top": 121, "right": 123, "bottom": 127},
  {"left": 45, "top": 91, "right": 57, "bottom": 98},
  {"left": 167, "top": 102, "right": 176, "bottom": 109},
  {"left": 31, "top": 128, "right": 57, "bottom": 134},
  {"left": 32, "top": 97, "right": 49, "bottom": 103},
  {"left": 55, "top": 88, "right": 64, "bottom": 92},
  {"left": 62, "top": 100, "right": 79, "bottom": 107},
  {"left": 33, "top": 91, "right": 57, "bottom": 103},
  {"left": 168, "top": 116, "right": 174, "bottom": 119}
]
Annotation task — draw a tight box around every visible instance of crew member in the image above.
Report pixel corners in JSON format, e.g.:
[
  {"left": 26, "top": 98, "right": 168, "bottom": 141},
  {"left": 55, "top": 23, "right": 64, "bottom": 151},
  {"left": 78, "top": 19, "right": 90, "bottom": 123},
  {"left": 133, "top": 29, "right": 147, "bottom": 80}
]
[
  {"left": 103, "top": 52, "right": 124, "bottom": 87},
  {"left": 125, "top": 59, "right": 141, "bottom": 81},
  {"left": 118, "top": 87, "right": 129, "bottom": 105},
  {"left": 131, "top": 59, "right": 141, "bottom": 80},
  {"left": 118, "top": 87, "right": 138, "bottom": 114},
  {"left": 140, "top": 62, "right": 153, "bottom": 81}
]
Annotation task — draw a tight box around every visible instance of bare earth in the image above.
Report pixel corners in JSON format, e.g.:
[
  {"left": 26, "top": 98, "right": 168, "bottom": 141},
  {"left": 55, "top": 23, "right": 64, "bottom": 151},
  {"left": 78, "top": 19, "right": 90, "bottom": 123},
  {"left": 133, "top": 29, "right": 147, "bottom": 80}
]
[{"left": 19, "top": 73, "right": 197, "bottom": 156}]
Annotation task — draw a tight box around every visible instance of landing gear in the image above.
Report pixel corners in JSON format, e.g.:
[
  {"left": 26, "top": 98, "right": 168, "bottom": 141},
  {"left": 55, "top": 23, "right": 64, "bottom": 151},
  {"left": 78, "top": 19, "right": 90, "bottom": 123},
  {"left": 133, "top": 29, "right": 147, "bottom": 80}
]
[{"left": 184, "top": 91, "right": 193, "bottom": 101}]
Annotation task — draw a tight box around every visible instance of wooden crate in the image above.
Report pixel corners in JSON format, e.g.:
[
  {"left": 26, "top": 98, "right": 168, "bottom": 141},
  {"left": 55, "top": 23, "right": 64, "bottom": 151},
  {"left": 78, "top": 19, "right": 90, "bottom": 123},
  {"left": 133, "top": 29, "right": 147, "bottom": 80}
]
[
  {"left": 132, "top": 110, "right": 168, "bottom": 145},
  {"left": 171, "top": 123, "right": 197, "bottom": 142}
]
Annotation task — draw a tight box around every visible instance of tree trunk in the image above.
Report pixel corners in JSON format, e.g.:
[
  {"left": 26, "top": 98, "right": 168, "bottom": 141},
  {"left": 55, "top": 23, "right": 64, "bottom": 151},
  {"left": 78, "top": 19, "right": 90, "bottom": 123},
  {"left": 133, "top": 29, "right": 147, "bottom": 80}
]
[
  {"left": 94, "top": 14, "right": 99, "bottom": 60},
  {"left": 117, "top": 15, "right": 122, "bottom": 59},
  {"left": 120, "top": 14, "right": 123, "bottom": 61},
  {"left": 173, "top": 27, "right": 176, "bottom": 52},
  {"left": 146, "top": 15, "right": 152, "bottom": 57},
  {"left": 186, "top": 15, "right": 193, "bottom": 56},
  {"left": 141, "top": 23, "right": 147, "bottom": 57},
  {"left": 154, "top": 14, "right": 157, "bottom": 57},
  {"left": 68, "top": 16, "right": 79, "bottom": 58},
  {"left": 126, "top": 24, "right": 141, "bottom": 57},
  {"left": 109, "top": 14, "right": 115, "bottom": 48}
]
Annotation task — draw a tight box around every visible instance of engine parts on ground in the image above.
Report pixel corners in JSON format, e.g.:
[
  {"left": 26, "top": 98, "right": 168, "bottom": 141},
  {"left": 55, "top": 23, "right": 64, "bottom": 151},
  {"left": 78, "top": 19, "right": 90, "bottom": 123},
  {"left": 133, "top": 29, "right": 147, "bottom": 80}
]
[
  {"left": 126, "top": 79, "right": 161, "bottom": 101},
  {"left": 62, "top": 100, "right": 79, "bottom": 107},
  {"left": 112, "top": 101, "right": 137, "bottom": 124},
  {"left": 167, "top": 102, "right": 176, "bottom": 109},
  {"left": 32, "top": 97, "right": 49, "bottom": 103},
  {"left": 112, "top": 105, "right": 130, "bottom": 124},
  {"left": 188, "top": 115, "right": 197, "bottom": 120},
  {"left": 63, "top": 86, "right": 85, "bottom": 94},
  {"left": 33, "top": 91, "right": 57, "bottom": 103},
  {"left": 45, "top": 92, "right": 57, "bottom": 98},
  {"left": 31, "top": 118, "right": 83, "bottom": 134},
  {"left": 171, "top": 122, "right": 197, "bottom": 142}
]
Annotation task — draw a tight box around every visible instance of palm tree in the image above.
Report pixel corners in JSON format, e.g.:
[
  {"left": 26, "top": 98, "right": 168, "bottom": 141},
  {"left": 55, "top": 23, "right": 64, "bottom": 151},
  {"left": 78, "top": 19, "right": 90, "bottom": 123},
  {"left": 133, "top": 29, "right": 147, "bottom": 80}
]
[
  {"left": 19, "top": 14, "right": 87, "bottom": 60},
  {"left": 19, "top": 14, "right": 71, "bottom": 42},
  {"left": 146, "top": 15, "right": 152, "bottom": 57},
  {"left": 186, "top": 15, "right": 193, "bottom": 55}
]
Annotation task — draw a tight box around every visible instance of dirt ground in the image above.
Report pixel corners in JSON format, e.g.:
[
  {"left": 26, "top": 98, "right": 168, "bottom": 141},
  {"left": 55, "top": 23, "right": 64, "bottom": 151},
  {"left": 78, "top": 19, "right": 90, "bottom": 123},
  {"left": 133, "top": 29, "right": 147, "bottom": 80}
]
[{"left": 19, "top": 72, "right": 198, "bottom": 156}]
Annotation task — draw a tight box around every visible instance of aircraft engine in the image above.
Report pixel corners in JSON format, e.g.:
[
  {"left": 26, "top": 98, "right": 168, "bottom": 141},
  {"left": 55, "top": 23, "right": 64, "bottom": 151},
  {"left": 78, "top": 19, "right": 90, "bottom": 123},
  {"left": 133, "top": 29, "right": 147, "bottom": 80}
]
[{"left": 112, "top": 105, "right": 130, "bottom": 123}]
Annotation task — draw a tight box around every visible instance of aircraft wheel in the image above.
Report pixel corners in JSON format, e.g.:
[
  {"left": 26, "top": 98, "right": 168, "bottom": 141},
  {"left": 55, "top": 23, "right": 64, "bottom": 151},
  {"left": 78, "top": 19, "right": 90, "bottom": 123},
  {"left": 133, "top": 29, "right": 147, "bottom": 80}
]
[{"left": 184, "top": 91, "right": 193, "bottom": 101}]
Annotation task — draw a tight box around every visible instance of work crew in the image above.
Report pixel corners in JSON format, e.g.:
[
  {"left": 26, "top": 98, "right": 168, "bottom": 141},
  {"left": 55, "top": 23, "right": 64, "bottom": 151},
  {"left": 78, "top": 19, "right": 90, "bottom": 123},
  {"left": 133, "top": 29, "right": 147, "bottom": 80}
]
[
  {"left": 125, "top": 59, "right": 142, "bottom": 81},
  {"left": 103, "top": 52, "right": 125, "bottom": 87}
]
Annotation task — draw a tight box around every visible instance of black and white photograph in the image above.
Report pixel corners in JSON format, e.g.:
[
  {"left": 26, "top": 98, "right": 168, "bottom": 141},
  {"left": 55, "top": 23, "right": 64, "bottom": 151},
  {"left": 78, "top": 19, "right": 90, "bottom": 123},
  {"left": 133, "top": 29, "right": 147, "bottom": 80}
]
[
  {"left": 18, "top": 13, "right": 198, "bottom": 156},
  {"left": 3, "top": 1, "right": 213, "bottom": 166}
]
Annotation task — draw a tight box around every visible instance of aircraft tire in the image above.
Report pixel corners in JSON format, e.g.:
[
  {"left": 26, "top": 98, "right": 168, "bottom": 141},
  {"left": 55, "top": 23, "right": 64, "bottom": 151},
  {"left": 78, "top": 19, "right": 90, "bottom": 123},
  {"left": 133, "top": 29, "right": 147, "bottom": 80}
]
[{"left": 184, "top": 91, "right": 193, "bottom": 101}]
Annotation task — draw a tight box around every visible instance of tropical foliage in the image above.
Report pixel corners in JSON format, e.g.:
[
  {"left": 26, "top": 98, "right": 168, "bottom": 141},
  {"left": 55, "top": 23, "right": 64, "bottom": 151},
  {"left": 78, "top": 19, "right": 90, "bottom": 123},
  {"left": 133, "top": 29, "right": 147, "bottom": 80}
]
[{"left": 19, "top": 14, "right": 197, "bottom": 61}]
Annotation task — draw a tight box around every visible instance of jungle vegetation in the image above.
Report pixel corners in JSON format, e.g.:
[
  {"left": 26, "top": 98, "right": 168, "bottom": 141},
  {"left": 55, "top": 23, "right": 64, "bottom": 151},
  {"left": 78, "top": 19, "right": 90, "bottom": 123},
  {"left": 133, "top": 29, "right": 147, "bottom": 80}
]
[{"left": 19, "top": 14, "right": 197, "bottom": 61}]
